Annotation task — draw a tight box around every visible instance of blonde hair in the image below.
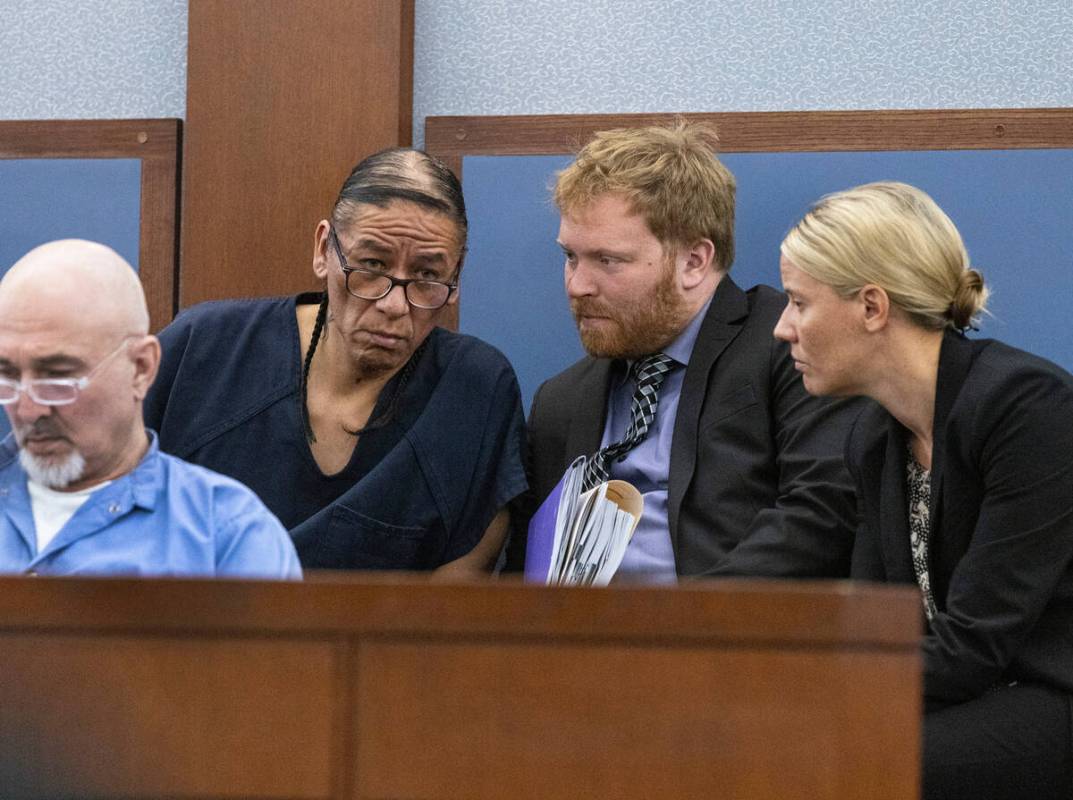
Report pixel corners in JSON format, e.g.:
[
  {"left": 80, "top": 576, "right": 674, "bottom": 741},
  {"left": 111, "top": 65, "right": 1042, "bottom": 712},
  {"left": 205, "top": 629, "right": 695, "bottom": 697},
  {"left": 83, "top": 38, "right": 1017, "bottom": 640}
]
[
  {"left": 781, "top": 181, "right": 989, "bottom": 331},
  {"left": 554, "top": 120, "right": 737, "bottom": 271}
]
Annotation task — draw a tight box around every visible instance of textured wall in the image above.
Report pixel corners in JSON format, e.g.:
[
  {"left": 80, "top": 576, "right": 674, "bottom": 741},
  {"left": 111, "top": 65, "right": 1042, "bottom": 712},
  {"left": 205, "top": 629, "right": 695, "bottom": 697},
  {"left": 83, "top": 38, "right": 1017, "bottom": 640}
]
[
  {"left": 413, "top": 0, "right": 1073, "bottom": 144},
  {"left": 0, "top": 0, "right": 187, "bottom": 119},
  {"left": 1, "top": 0, "right": 1070, "bottom": 137}
]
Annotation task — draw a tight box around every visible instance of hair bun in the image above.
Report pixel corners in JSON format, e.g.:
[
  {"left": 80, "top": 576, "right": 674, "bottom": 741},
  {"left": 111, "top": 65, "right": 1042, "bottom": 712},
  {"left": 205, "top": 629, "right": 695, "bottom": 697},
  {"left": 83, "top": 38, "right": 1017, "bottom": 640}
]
[{"left": 948, "top": 268, "right": 989, "bottom": 331}]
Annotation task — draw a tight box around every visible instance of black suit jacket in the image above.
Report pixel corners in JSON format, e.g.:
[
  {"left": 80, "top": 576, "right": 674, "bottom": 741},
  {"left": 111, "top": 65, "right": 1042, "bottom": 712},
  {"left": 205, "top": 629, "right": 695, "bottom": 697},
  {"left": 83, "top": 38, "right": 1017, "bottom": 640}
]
[
  {"left": 510, "top": 277, "right": 860, "bottom": 577},
  {"left": 848, "top": 331, "right": 1073, "bottom": 704}
]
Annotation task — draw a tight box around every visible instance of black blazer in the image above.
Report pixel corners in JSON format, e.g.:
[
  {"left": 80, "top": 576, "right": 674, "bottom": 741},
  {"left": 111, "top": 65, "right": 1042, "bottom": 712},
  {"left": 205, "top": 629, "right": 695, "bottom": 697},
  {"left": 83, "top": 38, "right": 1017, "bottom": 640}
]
[
  {"left": 509, "top": 277, "right": 861, "bottom": 577},
  {"left": 848, "top": 331, "right": 1073, "bottom": 704}
]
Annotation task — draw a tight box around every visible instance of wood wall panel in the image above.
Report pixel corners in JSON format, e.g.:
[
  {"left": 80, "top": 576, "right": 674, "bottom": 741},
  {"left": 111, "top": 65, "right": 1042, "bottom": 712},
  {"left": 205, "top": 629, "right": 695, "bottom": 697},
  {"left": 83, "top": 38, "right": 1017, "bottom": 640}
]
[
  {"left": 354, "top": 641, "right": 919, "bottom": 800},
  {"left": 424, "top": 108, "right": 1073, "bottom": 179},
  {"left": 0, "top": 119, "right": 181, "bottom": 331},
  {"left": 183, "top": 0, "right": 415, "bottom": 307},
  {"left": 0, "top": 576, "right": 920, "bottom": 799},
  {"left": 0, "top": 634, "right": 337, "bottom": 798}
]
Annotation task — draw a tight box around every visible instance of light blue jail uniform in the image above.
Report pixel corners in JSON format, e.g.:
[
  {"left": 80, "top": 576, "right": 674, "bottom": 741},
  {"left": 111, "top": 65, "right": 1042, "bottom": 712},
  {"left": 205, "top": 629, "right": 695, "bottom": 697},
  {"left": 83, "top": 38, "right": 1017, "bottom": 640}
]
[{"left": 0, "top": 431, "right": 301, "bottom": 579}]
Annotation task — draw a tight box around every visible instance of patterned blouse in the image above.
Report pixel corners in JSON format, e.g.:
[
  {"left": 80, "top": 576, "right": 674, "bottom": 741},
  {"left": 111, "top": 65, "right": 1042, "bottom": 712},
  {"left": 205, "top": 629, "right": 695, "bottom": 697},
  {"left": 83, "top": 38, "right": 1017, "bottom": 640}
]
[{"left": 906, "top": 445, "right": 939, "bottom": 621}]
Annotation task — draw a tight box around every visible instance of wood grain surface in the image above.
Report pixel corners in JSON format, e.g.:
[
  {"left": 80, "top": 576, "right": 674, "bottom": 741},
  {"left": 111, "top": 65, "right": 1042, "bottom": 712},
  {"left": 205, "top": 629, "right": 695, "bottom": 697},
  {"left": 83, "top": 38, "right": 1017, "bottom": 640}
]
[
  {"left": 0, "top": 576, "right": 921, "bottom": 799},
  {"left": 425, "top": 108, "right": 1073, "bottom": 179},
  {"left": 182, "top": 0, "right": 415, "bottom": 307}
]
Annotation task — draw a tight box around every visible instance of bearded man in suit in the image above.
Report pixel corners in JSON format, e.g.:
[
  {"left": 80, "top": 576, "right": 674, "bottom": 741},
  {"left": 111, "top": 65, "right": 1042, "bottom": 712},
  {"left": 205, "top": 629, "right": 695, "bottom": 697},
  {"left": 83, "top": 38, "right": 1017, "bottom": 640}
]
[{"left": 509, "top": 121, "right": 860, "bottom": 582}]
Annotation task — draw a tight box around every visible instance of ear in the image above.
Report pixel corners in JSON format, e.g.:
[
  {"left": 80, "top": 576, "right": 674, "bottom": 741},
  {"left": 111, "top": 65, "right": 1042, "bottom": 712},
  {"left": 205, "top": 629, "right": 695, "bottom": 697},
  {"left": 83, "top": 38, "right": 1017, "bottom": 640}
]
[
  {"left": 859, "top": 285, "right": 890, "bottom": 332},
  {"left": 678, "top": 238, "right": 716, "bottom": 290},
  {"left": 312, "top": 219, "right": 332, "bottom": 281},
  {"left": 130, "top": 335, "right": 162, "bottom": 401}
]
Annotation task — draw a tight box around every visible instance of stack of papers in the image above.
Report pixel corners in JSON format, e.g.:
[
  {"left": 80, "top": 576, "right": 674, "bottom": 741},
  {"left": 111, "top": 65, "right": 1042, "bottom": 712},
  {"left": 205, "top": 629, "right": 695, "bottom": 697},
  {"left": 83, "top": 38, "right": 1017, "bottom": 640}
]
[{"left": 524, "top": 457, "right": 644, "bottom": 586}]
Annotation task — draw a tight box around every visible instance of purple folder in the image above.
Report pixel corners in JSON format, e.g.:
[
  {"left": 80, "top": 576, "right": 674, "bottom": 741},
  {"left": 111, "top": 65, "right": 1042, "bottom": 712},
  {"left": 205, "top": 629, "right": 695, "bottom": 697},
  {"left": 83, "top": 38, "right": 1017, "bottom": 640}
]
[{"left": 523, "top": 474, "right": 567, "bottom": 583}]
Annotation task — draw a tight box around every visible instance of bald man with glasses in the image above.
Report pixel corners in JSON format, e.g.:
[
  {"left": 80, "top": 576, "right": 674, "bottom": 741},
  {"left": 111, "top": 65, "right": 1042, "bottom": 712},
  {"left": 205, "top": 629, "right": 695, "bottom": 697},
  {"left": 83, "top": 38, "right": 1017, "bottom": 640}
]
[{"left": 0, "top": 239, "right": 300, "bottom": 578}]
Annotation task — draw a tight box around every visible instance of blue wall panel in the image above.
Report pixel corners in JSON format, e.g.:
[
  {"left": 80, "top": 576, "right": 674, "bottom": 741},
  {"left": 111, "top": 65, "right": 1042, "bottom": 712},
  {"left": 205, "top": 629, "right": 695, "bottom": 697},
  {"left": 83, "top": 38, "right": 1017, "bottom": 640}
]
[
  {"left": 460, "top": 155, "right": 578, "bottom": 413},
  {"left": 462, "top": 150, "right": 1073, "bottom": 412},
  {"left": 0, "top": 157, "right": 142, "bottom": 439}
]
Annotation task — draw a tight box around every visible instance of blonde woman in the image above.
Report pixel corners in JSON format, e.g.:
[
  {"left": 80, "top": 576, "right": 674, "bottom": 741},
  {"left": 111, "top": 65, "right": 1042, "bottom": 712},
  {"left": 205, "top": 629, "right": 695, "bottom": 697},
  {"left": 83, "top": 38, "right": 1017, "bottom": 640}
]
[{"left": 775, "top": 182, "right": 1073, "bottom": 799}]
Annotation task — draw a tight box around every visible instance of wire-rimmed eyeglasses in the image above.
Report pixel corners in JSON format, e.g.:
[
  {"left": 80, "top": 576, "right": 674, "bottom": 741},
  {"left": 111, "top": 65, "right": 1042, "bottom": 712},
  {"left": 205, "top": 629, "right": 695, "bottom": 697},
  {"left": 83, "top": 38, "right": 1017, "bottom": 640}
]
[
  {"left": 0, "top": 338, "right": 134, "bottom": 406},
  {"left": 329, "top": 225, "right": 457, "bottom": 310}
]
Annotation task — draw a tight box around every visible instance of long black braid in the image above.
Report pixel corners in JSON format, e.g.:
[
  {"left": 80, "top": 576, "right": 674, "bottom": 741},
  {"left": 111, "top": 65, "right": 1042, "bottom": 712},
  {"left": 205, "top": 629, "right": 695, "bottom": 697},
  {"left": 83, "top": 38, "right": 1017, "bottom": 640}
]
[
  {"left": 301, "top": 147, "right": 466, "bottom": 444},
  {"left": 301, "top": 292, "right": 330, "bottom": 442},
  {"left": 300, "top": 290, "right": 428, "bottom": 443}
]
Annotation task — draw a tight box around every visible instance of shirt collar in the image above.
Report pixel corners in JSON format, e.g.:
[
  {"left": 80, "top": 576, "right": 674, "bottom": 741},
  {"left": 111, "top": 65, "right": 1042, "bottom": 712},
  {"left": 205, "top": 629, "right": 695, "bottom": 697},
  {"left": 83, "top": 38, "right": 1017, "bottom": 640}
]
[
  {"left": 127, "top": 430, "right": 163, "bottom": 511},
  {"left": 0, "top": 430, "right": 163, "bottom": 512},
  {"left": 0, "top": 433, "right": 21, "bottom": 504}
]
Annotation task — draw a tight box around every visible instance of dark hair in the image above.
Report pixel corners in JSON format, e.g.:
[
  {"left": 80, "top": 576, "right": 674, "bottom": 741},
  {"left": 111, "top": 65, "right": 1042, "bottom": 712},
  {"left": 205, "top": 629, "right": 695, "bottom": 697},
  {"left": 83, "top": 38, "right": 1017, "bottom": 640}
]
[
  {"left": 331, "top": 147, "right": 468, "bottom": 254},
  {"left": 302, "top": 147, "right": 464, "bottom": 442},
  {"left": 301, "top": 293, "right": 330, "bottom": 442}
]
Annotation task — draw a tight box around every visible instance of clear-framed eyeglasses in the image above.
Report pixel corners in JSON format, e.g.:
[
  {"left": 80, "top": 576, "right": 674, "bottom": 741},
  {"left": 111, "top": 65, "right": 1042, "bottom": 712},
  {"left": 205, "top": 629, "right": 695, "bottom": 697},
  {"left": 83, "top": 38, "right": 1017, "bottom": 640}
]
[
  {"left": 329, "top": 225, "right": 458, "bottom": 310},
  {"left": 0, "top": 338, "right": 134, "bottom": 407}
]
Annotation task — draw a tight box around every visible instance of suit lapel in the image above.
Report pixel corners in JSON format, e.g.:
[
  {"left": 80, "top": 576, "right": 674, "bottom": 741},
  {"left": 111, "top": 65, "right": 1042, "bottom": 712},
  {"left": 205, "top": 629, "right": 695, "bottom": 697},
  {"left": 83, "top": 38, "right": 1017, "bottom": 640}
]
[
  {"left": 668, "top": 277, "right": 749, "bottom": 540},
  {"left": 928, "top": 332, "right": 975, "bottom": 553},
  {"left": 877, "top": 420, "right": 916, "bottom": 582},
  {"left": 565, "top": 358, "right": 616, "bottom": 462}
]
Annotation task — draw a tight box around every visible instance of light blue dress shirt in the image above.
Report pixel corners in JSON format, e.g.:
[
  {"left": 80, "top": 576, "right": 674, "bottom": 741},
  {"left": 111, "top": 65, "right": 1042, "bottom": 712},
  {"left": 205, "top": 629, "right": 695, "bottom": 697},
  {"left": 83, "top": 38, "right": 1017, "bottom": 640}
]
[
  {"left": 0, "top": 432, "right": 301, "bottom": 579},
  {"left": 601, "top": 297, "right": 713, "bottom": 584}
]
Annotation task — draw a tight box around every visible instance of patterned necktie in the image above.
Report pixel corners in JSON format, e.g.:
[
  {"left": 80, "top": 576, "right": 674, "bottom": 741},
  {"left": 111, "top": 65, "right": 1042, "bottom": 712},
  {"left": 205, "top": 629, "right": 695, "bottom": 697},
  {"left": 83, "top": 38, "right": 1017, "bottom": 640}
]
[{"left": 581, "top": 353, "right": 676, "bottom": 491}]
